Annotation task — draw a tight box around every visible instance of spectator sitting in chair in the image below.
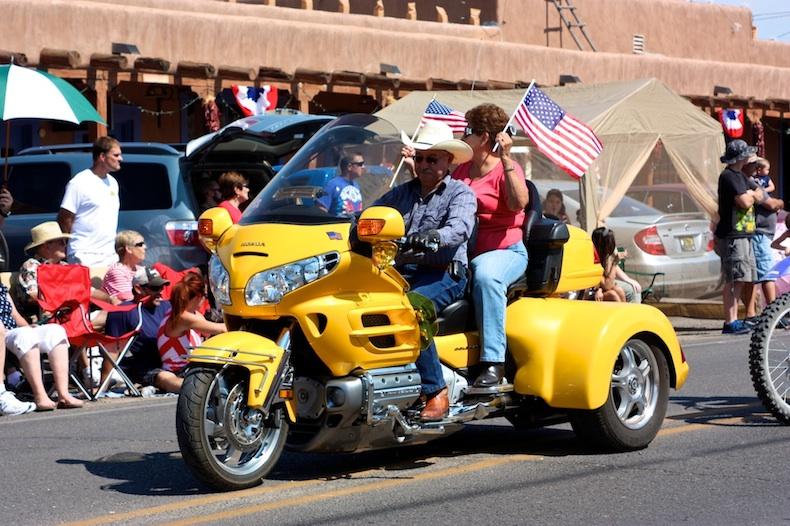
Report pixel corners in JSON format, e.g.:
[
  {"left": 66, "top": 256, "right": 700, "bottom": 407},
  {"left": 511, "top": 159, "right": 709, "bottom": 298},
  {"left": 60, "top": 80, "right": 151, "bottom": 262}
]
[
  {"left": 14, "top": 221, "right": 114, "bottom": 388},
  {"left": 155, "top": 272, "right": 226, "bottom": 393},
  {"left": 102, "top": 230, "right": 147, "bottom": 305},
  {"left": 0, "top": 325, "right": 37, "bottom": 416},
  {"left": 103, "top": 266, "right": 172, "bottom": 393},
  {"left": 0, "top": 283, "right": 84, "bottom": 411},
  {"left": 15, "top": 221, "right": 114, "bottom": 317}
]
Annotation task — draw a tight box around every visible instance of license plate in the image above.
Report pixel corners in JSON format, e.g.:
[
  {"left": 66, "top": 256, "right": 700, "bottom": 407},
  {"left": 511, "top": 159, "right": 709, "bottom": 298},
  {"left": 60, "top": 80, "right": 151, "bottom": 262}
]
[{"left": 680, "top": 236, "right": 695, "bottom": 252}]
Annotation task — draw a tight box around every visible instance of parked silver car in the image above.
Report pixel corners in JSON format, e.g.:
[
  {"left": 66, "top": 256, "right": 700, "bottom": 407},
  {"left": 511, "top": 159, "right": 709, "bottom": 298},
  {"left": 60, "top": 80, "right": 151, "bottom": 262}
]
[{"left": 532, "top": 180, "right": 720, "bottom": 299}]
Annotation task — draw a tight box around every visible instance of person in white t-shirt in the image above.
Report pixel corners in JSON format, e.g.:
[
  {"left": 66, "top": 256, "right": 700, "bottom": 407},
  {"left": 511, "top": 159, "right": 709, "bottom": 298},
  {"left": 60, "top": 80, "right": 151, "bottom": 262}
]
[{"left": 57, "top": 136, "right": 122, "bottom": 267}]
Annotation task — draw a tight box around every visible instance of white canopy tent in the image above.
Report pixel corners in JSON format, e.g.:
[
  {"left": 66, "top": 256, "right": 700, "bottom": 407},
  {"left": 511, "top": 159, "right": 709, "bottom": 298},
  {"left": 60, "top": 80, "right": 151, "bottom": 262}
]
[{"left": 376, "top": 78, "right": 725, "bottom": 229}]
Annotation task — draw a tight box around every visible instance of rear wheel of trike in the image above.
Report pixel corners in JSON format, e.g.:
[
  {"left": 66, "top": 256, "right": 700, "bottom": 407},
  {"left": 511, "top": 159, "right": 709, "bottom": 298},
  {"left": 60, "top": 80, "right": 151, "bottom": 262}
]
[
  {"left": 570, "top": 339, "right": 669, "bottom": 451},
  {"left": 176, "top": 366, "right": 288, "bottom": 490}
]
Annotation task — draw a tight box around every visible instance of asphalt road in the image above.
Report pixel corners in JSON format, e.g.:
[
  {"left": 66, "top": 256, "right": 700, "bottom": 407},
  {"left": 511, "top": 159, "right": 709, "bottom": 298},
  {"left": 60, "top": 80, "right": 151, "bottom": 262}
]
[{"left": 1, "top": 330, "right": 788, "bottom": 526}]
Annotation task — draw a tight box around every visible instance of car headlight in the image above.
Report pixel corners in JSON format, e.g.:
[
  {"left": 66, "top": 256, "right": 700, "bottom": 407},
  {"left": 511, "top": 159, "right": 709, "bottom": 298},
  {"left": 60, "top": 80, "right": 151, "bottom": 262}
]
[
  {"left": 245, "top": 252, "right": 340, "bottom": 306},
  {"left": 208, "top": 254, "right": 231, "bottom": 305}
]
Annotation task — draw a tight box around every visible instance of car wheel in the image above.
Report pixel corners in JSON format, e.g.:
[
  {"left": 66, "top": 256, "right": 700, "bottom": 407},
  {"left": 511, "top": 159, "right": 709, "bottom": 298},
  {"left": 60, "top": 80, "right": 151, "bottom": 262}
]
[{"left": 570, "top": 338, "right": 669, "bottom": 451}]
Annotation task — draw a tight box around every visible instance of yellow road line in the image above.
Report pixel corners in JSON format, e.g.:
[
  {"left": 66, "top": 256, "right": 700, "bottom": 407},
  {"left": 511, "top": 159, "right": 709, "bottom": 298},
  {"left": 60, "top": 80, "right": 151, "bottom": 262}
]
[
  {"left": 66, "top": 413, "right": 749, "bottom": 526},
  {"left": 161, "top": 455, "right": 542, "bottom": 526},
  {"left": 60, "top": 479, "right": 323, "bottom": 526}
]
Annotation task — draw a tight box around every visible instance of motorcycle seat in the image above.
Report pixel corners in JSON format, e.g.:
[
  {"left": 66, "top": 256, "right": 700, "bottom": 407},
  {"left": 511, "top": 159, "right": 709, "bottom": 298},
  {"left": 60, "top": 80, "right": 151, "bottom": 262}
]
[{"left": 436, "top": 298, "right": 475, "bottom": 336}]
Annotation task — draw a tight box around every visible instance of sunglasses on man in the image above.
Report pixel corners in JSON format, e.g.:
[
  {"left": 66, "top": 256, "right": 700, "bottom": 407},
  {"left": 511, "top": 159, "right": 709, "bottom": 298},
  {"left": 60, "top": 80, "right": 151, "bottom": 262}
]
[
  {"left": 414, "top": 155, "right": 443, "bottom": 165},
  {"left": 349, "top": 161, "right": 365, "bottom": 167}
]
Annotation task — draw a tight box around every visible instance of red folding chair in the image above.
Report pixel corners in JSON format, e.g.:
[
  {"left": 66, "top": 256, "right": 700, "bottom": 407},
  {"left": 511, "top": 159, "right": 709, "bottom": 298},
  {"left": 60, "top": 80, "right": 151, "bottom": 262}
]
[
  {"left": 36, "top": 264, "right": 144, "bottom": 400},
  {"left": 153, "top": 262, "right": 209, "bottom": 313}
]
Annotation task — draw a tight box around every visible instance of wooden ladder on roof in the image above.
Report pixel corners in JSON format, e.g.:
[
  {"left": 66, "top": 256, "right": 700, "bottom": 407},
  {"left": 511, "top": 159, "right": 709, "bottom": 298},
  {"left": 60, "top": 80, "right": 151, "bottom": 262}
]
[{"left": 545, "top": 0, "right": 597, "bottom": 52}]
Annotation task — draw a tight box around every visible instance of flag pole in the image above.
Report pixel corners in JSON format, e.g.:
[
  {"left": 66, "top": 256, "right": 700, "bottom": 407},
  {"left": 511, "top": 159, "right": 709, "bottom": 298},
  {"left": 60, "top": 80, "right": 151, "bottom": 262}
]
[
  {"left": 493, "top": 79, "right": 535, "bottom": 153},
  {"left": 388, "top": 95, "right": 436, "bottom": 188}
]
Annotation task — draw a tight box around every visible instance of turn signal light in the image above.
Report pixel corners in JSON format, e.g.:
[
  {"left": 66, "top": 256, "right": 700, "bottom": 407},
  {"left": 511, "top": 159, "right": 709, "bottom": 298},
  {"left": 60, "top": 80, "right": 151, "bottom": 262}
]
[
  {"left": 198, "top": 218, "right": 214, "bottom": 235},
  {"left": 634, "top": 226, "right": 666, "bottom": 255},
  {"left": 358, "top": 219, "right": 386, "bottom": 236}
]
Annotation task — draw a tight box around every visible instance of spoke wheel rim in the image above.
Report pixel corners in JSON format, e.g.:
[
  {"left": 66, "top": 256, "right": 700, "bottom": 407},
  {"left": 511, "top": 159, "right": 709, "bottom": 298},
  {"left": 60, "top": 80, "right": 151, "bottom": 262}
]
[
  {"left": 610, "top": 341, "right": 659, "bottom": 430},
  {"left": 201, "top": 371, "right": 283, "bottom": 477},
  {"left": 763, "top": 309, "right": 790, "bottom": 410}
]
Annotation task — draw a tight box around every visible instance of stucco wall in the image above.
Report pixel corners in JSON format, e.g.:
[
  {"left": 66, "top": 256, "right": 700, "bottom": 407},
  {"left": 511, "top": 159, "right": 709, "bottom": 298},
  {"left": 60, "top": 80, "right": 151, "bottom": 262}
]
[
  {"left": 500, "top": 0, "right": 790, "bottom": 68},
  {"left": 2, "top": 0, "right": 790, "bottom": 100}
]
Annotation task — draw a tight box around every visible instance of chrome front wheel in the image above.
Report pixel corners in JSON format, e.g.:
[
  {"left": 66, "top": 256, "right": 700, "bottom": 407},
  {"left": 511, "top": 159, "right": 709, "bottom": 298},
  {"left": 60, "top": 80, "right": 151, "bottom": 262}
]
[{"left": 176, "top": 367, "right": 288, "bottom": 490}]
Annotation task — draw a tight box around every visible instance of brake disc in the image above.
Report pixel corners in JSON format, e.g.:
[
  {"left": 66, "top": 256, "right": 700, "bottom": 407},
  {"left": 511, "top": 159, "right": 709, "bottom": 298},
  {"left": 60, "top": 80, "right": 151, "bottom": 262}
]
[{"left": 223, "top": 382, "right": 265, "bottom": 452}]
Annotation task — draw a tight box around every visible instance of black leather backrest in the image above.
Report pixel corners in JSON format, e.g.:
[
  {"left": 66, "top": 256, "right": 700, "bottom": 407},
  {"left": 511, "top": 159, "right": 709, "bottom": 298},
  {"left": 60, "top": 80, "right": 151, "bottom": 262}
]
[{"left": 522, "top": 209, "right": 540, "bottom": 245}]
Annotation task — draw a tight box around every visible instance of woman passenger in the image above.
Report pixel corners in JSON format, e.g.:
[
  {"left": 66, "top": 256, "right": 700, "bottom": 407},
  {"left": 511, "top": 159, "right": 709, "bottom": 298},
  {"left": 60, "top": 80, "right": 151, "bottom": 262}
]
[{"left": 452, "top": 104, "right": 530, "bottom": 388}]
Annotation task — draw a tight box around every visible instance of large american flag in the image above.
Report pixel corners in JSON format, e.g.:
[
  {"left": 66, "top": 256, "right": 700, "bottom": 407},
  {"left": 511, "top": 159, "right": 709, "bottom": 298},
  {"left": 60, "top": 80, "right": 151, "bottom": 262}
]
[
  {"left": 513, "top": 85, "right": 602, "bottom": 179},
  {"left": 421, "top": 100, "right": 467, "bottom": 134}
]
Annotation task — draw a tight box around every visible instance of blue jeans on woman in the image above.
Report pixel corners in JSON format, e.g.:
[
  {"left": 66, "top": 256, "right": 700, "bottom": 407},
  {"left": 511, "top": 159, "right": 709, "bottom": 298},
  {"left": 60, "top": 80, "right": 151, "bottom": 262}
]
[
  {"left": 400, "top": 264, "right": 468, "bottom": 395},
  {"left": 470, "top": 241, "right": 528, "bottom": 364}
]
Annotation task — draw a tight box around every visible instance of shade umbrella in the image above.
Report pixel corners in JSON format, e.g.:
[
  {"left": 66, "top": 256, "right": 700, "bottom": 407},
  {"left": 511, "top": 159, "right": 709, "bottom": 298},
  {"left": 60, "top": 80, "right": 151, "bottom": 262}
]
[{"left": 0, "top": 63, "right": 106, "bottom": 182}]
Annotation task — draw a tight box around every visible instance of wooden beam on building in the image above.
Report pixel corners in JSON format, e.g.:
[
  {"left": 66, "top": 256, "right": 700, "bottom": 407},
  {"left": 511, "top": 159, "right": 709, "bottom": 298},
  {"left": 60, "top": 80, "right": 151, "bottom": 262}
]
[
  {"left": 458, "top": 79, "right": 490, "bottom": 90},
  {"left": 259, "top": 67, "right": 293, "bottom": 82},
  {"left": 89, "top": 53, "right": 128, "bottom": 70},
  {"left": 330, "top": 70, "right": 365, "bottom": 87},
  {"left": 0, "top": 50, "right": 28, "bottom": 66},
  {"left": 766, "top": 98, "right": 790, "bottom": 113},
  {"left": 428, "top": 77, "right": 457, "bottom": 91},
  {"left": 218, "top": 65, "right": 256, "bottom": 81},
  {"left": 487, "top": 79, "right": 516, "bottom": 89},
  {"left": 177, "top": 61, "right": 217, "bottom": 79},
  {"left": 134, "top": 57, "right": 171, "bottom": 72},
  {"left": 294, "top": 68, "right": 331, "bottom": 86},
  {"left": 364, "top": 73, "right": 398, "bottom": 91},
  {"left": 39, "top": 48, "right": 81, "bottom": 69}
]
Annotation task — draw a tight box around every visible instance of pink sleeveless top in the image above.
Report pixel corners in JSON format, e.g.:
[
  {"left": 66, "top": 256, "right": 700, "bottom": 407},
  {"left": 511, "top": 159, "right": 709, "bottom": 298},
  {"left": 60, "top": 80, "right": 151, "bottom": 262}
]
[
  {"left": 452, "top": 161, "right": 525, "bottom": 257},
  {"left": 156, "top": 313, "right": 202, "bottom": 373}
]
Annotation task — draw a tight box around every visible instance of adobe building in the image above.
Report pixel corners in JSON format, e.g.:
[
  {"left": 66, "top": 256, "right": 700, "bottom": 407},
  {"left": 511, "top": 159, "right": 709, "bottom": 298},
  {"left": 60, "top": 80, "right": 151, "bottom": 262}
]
[{"left": 1, "top": 0, "right": 789, "bottom": 190}]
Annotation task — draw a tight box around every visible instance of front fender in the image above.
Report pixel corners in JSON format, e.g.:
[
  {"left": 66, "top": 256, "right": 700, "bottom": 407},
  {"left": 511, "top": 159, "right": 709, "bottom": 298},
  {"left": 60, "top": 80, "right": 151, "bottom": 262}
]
[
  {"left": 506, "top": 298, "right": 688, "bottom": 409},
  {"left": 189, "top": 331, "right": 287, "bottom": 409}
]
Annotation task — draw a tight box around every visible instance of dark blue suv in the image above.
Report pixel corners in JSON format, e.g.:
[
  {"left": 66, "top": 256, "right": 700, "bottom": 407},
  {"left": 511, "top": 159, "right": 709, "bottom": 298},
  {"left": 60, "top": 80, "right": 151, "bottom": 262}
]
[{"left": 0, "top": 111, "right": 333, "bottom": 271}]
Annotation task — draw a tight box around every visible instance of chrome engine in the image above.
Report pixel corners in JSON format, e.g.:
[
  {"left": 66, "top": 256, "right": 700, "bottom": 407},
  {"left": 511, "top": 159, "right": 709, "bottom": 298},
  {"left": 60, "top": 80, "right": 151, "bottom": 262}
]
[{"left": 293, "top": 364, "right": 421, "bottom": 422}]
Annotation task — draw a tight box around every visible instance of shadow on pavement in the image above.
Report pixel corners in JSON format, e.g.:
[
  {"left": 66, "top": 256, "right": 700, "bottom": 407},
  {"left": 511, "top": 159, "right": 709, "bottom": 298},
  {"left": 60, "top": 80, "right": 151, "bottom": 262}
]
[
  {"left": 268, "top": 422, "right": 604, "bottom": 483},
  {"left": 668, "top": 395, "right": 783, "bottom": 427},
  {"left": 57, "top": 451, "right": 208, "bottom": 496}
]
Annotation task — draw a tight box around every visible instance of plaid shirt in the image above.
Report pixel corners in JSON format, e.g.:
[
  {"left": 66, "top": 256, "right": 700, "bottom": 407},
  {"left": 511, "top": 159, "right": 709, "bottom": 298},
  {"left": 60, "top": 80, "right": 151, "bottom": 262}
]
[{"left": 374, "top": 175, "right": 476, "bottom": 268}]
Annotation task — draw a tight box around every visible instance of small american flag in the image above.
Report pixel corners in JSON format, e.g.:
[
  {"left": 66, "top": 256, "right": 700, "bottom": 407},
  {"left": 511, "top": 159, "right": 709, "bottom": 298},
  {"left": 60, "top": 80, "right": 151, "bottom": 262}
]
[
  {"left": 513, "top": 85, "right": 602, "bottom": 179},
  {"left": 421, "top": 100, "right": 467, "bottom": 134}
]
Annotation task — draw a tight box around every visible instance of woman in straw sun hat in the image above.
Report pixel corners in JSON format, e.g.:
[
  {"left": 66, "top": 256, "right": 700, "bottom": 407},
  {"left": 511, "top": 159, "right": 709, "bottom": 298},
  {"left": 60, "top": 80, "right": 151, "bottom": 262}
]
[{"left": 14, "top": 221, "right": 72, "bottom": 315}]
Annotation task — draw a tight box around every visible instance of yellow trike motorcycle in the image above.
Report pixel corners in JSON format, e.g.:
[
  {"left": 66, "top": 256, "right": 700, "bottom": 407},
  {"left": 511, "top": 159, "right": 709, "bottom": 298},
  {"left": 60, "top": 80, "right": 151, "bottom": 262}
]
[{"left": 176, "top": 114, "right": 689, "bottom": 490}]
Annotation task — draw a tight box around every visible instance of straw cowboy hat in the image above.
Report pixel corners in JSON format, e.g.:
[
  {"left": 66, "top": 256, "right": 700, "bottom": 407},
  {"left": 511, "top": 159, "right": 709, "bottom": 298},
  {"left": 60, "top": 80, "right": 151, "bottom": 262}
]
[
  {"left": 401, "top": 120, "right": 473, "bottom": 164},
  {"left": 25, "top": 221, "right": 71, "bottom": 253}
]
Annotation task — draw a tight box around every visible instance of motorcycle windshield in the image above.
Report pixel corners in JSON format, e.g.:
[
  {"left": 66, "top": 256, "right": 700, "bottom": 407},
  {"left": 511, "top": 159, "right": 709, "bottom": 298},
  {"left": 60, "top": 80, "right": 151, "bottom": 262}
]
[{"left": 240, "top": 114, "right": 406, "bottom": 225}]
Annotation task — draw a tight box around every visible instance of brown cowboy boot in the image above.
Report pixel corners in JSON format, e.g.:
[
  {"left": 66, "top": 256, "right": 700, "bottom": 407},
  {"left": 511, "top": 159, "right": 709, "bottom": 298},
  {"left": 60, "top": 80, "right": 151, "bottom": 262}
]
[{"left": 419, "top": 387, "right": 449, "bottom": 421}]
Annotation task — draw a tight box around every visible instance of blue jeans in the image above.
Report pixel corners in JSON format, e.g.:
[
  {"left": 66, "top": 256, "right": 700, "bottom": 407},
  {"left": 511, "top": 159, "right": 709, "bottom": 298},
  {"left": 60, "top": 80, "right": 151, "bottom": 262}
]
[
  {"left": 401, "top": 264, "right": 468, "bottom": 395},
  {"left": 470, "top": 241, "right": 528, "bottom": 363}
]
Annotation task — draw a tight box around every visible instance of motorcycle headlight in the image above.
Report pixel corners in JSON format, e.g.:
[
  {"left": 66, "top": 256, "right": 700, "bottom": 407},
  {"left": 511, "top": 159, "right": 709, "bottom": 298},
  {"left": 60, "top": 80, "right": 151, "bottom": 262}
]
[
  {"left": 245, "top": 252, "right": 340, "bottom": 306},
  {"left": 208, "top": 254, "right": 231, "bottom": 305}
]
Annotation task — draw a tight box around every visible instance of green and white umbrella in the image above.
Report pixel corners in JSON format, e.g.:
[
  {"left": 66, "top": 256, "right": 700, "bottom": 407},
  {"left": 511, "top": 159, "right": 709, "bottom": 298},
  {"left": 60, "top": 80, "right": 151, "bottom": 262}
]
[{"left": 1, "top": 63, "right": 106, "bottom": 181}]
